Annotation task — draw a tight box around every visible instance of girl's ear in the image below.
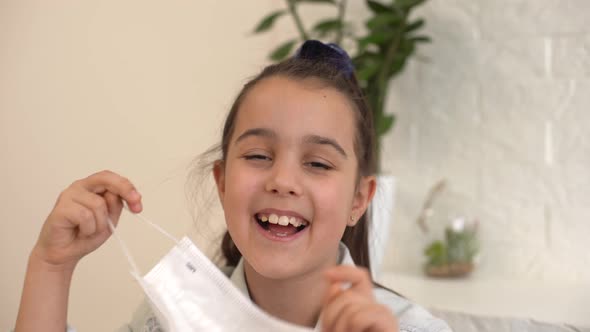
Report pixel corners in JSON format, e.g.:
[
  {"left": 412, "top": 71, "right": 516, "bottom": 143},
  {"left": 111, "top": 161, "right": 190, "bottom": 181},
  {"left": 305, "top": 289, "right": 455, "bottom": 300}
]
[
  {"left": 349, "top": 175, "right": 377, "bottom": 226},
  {"left": 213, "top": 160, "right": 226, "bottom": 205}
]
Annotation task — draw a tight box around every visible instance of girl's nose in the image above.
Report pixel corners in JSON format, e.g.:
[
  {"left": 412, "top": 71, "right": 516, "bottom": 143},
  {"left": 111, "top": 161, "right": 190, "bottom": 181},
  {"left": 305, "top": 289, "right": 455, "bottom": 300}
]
[{"left": 264, "top": 161, "right": 302, "bottom": 196}]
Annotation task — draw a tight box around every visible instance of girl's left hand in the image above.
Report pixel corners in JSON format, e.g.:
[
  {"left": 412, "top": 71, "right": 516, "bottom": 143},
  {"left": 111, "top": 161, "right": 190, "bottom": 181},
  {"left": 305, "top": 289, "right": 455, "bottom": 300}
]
[{"left": 321, "top": 265, "right": 399, "bottom": 332}]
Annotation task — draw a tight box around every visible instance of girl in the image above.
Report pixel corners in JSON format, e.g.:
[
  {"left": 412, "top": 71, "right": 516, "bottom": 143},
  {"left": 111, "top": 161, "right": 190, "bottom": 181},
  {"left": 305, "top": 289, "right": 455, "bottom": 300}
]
[{"left": 15, "top": 40, "right": 451, "bottom": 332}]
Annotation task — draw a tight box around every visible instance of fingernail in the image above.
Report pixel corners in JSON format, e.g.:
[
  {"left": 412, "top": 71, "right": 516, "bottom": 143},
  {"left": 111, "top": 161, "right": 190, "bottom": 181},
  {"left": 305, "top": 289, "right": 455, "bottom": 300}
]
[{"left": 133, "top": 202, "right": 143, "bottom": 213}]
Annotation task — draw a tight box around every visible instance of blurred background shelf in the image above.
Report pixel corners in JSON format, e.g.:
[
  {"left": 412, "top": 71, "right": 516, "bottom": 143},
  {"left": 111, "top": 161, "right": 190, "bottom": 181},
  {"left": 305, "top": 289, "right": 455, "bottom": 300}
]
[{"left": 379, "top": 271, "right": 590, "bottom": 328}]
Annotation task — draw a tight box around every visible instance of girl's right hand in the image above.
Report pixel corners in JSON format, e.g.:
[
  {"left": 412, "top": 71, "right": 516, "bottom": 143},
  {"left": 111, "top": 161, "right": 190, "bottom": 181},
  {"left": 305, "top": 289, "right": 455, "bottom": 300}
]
[{"left": 32, "top": 170, "right": 143, "bottom": 269}]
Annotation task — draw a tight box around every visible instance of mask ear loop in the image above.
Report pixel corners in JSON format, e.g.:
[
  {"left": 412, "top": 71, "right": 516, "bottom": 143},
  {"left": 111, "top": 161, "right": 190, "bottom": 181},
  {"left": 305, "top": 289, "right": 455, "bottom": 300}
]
[
  {"left": 122, "top": 205, "right": 180, "bottom": 245},
  {"left": 107, "top": 216, "right": 141, "bottom": 278},
  {"left": 106, "top": 203, "right": 180, "bottom": 278}
]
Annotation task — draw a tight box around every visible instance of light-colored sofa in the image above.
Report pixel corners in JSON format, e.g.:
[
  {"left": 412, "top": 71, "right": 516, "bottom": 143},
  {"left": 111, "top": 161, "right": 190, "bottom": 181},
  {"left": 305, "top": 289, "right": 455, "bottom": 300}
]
[{"left": 431, "top": 308, "right": 590, "bottom": 332}]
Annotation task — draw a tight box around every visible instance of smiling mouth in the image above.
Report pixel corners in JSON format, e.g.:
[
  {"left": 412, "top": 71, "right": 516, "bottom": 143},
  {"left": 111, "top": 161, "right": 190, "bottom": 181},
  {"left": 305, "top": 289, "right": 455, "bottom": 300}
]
[{"left": 255, "top": 213, "right": 309, "bottom": 236}]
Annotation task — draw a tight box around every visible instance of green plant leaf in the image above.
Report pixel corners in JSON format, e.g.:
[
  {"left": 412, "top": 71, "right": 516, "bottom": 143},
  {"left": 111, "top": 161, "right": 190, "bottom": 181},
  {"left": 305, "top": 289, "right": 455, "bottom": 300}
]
[
  {"left": 424, "top": 240, "right": 447, "bottom": 266},
  {"left": 404, "top": 18, "right": 425, "bottom": 32},
  {"left": 425, "top": 241, "right": 444, "bottom": 256},
  {"left": 269, "top": 39, "right": 297, "bottom": 62},
  {"left": 366, "top": 13, "right": 403, "bottom": 30},
  {"left": 358, "top": 30, "right": 396, "bottom": 50},
  {"left": 353, "top": 52, "right": 381, "bottom": 70},
  {"left": 409, "top": 35, "right": 431, "bottom": 43},
  {"left": 400, "top": 38, "right": 416, "bottom": 55},
  {"left": 397, "top": 0, "right": 427, "bottom": 11},
  {"left": 356, "top": 61, "right": 381, "bottom": 81},
  {"left": 312, "top": 19, "right": 343, "bottom": 37},
  {"left": 389, "top": 55, "right": 408, "bottom": 77},
  {"left": 366, "top": 0, "right": 391, "bottom": 14},
  {"left": 253, "top": 10, "right": 286, "bottom": 34},
  {"left": 375, "top": 113, "right": 395, "bottom": 137},
  {"left": 354, "top": 51, "right": 381, "bottom": 63},
  {"left": 296, "top": 0, "right": 336, "bottom": 3}
]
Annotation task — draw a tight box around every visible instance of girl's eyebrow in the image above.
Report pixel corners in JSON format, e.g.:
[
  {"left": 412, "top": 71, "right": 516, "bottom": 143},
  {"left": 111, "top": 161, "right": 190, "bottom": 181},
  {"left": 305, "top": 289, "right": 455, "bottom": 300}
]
[
  {"left": 235, "top": 127, "right": 348, "bottom": 158},
  {"left": 235, "top": 127, "right": 276, "bottom": 143},
  {"left": 303, "top": 134, "right": 348, "bottom": 158}
]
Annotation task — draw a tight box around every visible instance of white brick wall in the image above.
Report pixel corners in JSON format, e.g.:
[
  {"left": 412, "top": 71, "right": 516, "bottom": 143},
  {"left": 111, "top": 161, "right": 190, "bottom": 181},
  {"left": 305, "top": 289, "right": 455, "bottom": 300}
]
[{"left": 381, "top": 0, "right": 590, "bottom": 282}]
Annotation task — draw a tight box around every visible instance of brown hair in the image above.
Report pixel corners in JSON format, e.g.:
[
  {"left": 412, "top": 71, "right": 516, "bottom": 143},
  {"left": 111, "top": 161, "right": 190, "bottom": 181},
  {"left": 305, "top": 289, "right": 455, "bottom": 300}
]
[{"left": 217, "top": 42, "right": 377, "bottom": 274}]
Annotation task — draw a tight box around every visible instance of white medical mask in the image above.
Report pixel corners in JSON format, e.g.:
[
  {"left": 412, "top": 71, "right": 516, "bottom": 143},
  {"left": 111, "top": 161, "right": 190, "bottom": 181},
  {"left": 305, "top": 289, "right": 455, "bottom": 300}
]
[{"left": 107, "top": 211, "right": 315, "bottom": 332}]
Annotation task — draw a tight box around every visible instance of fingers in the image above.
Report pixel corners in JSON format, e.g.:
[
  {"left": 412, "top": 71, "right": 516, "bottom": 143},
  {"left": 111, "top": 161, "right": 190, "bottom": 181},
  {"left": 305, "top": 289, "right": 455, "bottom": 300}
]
[
  {"left": 322, "top": 289, "right": 366, "bottom": 332},
  {"left": 331, "top": 302, "right": 370, "bottom": 332},
  {"left": 324, "top": 265, "right": 374, "bottom": 297},
  {"left": 322, "top": 290, "right": 398, "bottom": 332},
  {"left": 61, "top": 201, "right": 98, "bottom": 237},
  {"left": 61, "top": 170, "right": 138, "bottom": 237},
  {"left": 72, "top": 189, "right": 109, "bottom": 235},
  {"left": 78, "top": 170, "right": 142, "bottom": 213},
  {"left": 34, "top": 170, "right": 141, "bottom": 266},
  {"left": 333, "top": 304, "right": 395, "bottom": 332},
  {"left": 104, "top": 191, "right": 123, "bottom": 227},
  {"left": 322, "top": 265, "right": 398, "bottom": 332},
  {"left": 322, "top": 282, "right": 342, "bottom": 306}
]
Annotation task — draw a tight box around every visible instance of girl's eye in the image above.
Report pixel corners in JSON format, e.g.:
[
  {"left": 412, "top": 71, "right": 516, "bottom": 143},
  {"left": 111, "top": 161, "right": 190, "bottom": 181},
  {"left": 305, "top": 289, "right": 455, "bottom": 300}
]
[
  {"left": 307, "top": 161, "right": 332, "bottom": 170},
  {"left": 244, "top": 154, "right": 271, "bottom": 161}
]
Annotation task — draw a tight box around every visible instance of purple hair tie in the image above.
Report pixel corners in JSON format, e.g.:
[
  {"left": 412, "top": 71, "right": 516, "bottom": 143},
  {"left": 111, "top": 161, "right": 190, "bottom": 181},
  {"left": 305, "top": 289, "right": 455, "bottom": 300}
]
[{"left": 294, "top": 40, "right": 355, "bottom": 77}]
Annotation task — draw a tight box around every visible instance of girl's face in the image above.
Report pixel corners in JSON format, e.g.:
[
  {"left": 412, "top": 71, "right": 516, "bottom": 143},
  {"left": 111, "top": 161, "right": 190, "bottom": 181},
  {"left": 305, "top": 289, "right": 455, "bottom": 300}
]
[{"left": 214, "top": 76, "right": 375, "bottom": 280}]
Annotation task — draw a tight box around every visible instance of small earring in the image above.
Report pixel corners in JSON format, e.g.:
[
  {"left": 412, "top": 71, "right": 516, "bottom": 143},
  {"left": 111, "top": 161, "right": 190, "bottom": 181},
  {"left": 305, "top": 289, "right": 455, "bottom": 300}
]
[{"left": 350, "top": 215, "right": 355, "bottom": 222}]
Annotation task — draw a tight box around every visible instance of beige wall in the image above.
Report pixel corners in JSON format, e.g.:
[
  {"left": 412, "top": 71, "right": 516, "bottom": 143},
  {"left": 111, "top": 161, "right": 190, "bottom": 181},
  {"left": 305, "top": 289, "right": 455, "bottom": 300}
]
[{"left": 0, "top": 0, "right": 284, "bottom": 330}]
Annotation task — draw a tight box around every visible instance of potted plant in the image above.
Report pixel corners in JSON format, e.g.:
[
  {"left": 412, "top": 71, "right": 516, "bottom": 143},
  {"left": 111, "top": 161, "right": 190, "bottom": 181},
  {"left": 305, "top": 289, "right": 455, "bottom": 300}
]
[
  {"left": 424, "top": 219, "right": 479, "bottom": 278},
  {"left": 416, "top": 179, "right": 480, "bottom": 278},
  {"left": 252, "top": 0, "right": 431, "bottom": 277}
]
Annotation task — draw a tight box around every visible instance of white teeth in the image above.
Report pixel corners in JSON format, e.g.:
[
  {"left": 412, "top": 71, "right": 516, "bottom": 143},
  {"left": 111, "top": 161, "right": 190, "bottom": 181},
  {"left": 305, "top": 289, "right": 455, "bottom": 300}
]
[
  {"left": 278, "top": 216, "right": 290, "bottom": 226},
  {"left": 257, "top": 213, "right": 309, "bottom": 227}
]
